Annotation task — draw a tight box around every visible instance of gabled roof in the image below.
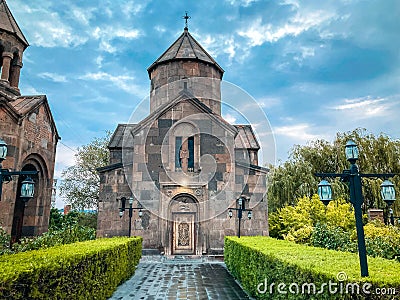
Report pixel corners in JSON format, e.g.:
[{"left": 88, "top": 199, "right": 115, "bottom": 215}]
[
  {"left": 0, "top": 0, "right": 29, "bottom": 47},
  {"left": 109, "top": 90, "right": 238, "bottom": 151},
  {"left": 10, "top": 95, "right": 44, "bottom": 115},
  {"left": 147, "top": 28, "right": 224, "bottom": 76},
  {"left": 234, "top": 125, "right": 260, "bottom": 150},
  {"left": 129, "top": 89, "right": 238, "bottom": 138},
  {"left": 0, "top": 94, "right": 60, "bottom": 140},
  {"left": 108, "top": 124, "right": 138, "bottom": 148}
]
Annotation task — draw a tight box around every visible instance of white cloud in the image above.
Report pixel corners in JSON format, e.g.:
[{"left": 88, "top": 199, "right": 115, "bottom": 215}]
[
  {"left": 223, "top": 113, "right": 237, "bottom": 124},
  {"left": 21, "top": 4, "right": 89, "bottom": 49},
  {"left": 238, "top": 10, "right": 335, "bottom": 46},
  {"left": 115, "top": 29, "right": 141, "bottom": 39},
  {"left": 22, "top": 86, "right": 41, "bottom": 95},
  {"left": 95, "top": 55, "right": 104, "bottom": 68},
  {"left": 155, "top": 25, "right": 166, "bottom": 33},
  {"left": 280, "top": 0, "right": 300, "bottom": 9},
  {"left": 38, "top": 72, "right": 67, "bottom": 83},
  {"left": 54, "top": 142, "right": 77, "bottom": 178},
  {"left": 71, "top": 6, "right": 94, "bottom": 26},
  {"left": 293, "top": 46, "right": 315, "bottom": 64},
  {"left": 273, "top": 123, "right": 320, "bottom": 141},
  {"left": 92, "top": 26, "right": 141, "bottom": 53},
  {"left": 33, "top": 21, "right": 88, "bottom": 48},
  {"left": 122, "top": 1, "right": 148, "bottom": 17},
  {"left": 79, "top": 72, "right": 145, "bottom": 97},
  {"left": 331, "top": 96, "right": 389, "bottom": 118},
  {"left": 226, "top": 0, "right": 259, "bottom": 7},
  {"left": 197, "top": 33, "right": 239, "bottom": 62},
  {"left": 256, "top": 97, "right": 282, "bottom": 109}
]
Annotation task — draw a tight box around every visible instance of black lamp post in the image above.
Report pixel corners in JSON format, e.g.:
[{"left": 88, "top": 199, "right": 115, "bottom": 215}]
[
  {"left": 316, "top": 140, "right": 397, "bottom": 277},
  {"left": 0, "top": 139, "right": 38, "bottom": 202},
  {"left": 119, "top": 196, "right": 143, "bottom": 238},
  {"left": 228, "top": 196, "right": 252, "bottom": 238},
  {"left": 388, "top": 208, "right": 400, "bottom": 226}
]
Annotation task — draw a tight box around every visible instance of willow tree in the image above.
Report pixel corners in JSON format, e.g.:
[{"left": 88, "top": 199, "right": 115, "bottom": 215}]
[{"left": 268, "top": 128, "right": 400, "bottom": 216}]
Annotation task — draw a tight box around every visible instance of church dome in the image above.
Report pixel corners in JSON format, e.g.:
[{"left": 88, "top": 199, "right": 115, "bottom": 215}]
[
  {"left": 147, "top": 27, "right": 223, "bottom": 78},
  {"left": 147, "top": 27, "right": 224, "bottom": 115}
]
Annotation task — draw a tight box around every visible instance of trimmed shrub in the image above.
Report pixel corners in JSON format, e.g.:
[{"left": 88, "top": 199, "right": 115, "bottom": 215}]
[
  {"left": 311, "top": 221, "right": 400, "bottom": 260},
  {"left": 11, "top": 224, "right": 96, "bottom": 253},
  {"left": 225, "top": 236, "right": 400, "bottom": 300},
  {"left": 311, "top": 223, "right": 357, "bottom": 253},
  {"left": 0, "top": 237, "right": 142, "bottom": 299}
]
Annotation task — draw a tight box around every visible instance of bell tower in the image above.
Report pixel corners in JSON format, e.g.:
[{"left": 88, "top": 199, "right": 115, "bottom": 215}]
[{"left": 0, "top": 0, "right": 29, "bottom": 96}]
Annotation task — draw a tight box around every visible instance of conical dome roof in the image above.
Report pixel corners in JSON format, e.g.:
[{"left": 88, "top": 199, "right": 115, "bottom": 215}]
[
  {"left": 148, "top": 28, "right": 223, "bottom": 77},
  {"left": 0, "top": 0, "right": 28, "bottom": 47}
]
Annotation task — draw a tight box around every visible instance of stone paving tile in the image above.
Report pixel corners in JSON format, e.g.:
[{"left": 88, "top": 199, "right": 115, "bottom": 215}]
[{"left": 109, "top": 259, "right": 251, "bottom": 300}]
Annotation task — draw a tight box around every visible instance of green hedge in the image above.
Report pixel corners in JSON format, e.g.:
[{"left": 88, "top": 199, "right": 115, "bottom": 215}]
[
  {"left": 0, "top": 237, "right": 142, "bottom": 299},
  {"left": 225, "top": 236, "right": 400, "bottom": 300}
]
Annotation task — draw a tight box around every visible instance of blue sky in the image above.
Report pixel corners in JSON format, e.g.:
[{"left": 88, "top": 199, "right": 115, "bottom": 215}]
[{"left": 8, "top": 0, "right": 400, "bottom": 206}]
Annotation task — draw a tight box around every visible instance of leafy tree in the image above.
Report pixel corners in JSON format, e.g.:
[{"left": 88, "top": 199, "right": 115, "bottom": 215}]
[
  {"left": 60, "top": 132, "right": 111, "bottom": 210},
  {"left": 49, "top": 208, "right": 64, "bottom": 231},
  {"left": 268, "top": 128, "right": 400, "bottom": 217}
]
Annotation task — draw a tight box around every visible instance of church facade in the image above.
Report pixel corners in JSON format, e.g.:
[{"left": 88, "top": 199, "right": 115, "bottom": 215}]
[
  {"left": 97, "top": 26, "right": 268, "bottom": 255},
  {"left": 0, "top": 0, "right": 59, "bottom": 242}
]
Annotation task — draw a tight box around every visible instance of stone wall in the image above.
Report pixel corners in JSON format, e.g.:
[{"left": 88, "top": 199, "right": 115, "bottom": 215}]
[
  {"left": 149, "top": 61, "right": 222, "bottom": 115},
  {"left": 0, "top": 101, "right": 57, "bottom": 237}
]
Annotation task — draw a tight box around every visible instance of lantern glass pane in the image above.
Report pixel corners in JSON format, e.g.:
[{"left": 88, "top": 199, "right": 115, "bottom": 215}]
[
  {"left": 21, "top": 179, "right": 34, "bottom": 198},
  {"left": 381, "top": 180, "right": 396, "bottom": 201},
  {"left": 0, "top": 139, "right": 7, "bottom": 160},
  {"left": 129, "top": 197, "right": 134, "bottom": 205},
  {"left": 248, "top": 211, "right": 252, "bottom": 219},
  {"left": 345, "top": 140, "right": 359, "bottom": 160},
  {"left": 238, "top": 197, "right": 243, "bottom": 207},
  {"left": 318, "top": 180, "right": 332, "bottom": 201}
]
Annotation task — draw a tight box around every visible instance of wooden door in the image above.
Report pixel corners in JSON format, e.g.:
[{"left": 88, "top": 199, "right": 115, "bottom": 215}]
[{"left": 172, "top": 213, "right": 195, "bottom": 254}]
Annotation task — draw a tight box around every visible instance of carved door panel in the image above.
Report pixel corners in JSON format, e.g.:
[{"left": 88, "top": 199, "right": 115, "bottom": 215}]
[{"left": 172, "top": 213, "right": 195, "bottom": 254}]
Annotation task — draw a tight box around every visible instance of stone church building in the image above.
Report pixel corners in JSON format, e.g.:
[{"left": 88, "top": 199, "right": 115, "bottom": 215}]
[
  {"left": 0, "top": 0, "right": 59, "bottom": 242},
  {"left": 97, "top": 25, "right": 268, "bottom": 255}
]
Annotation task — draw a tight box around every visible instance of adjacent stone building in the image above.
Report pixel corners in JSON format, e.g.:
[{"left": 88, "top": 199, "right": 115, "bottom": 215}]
[
  {"left": 97, "top": 25, "right": 268, "bottom": 255},
  {"left": 0, "top": 0, "right": 59, "bottom": 242}
]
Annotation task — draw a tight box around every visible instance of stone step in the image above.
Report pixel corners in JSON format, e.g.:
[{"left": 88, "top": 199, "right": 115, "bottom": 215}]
[{"left": 139, "top": 254, "right": 224, "bottom": 264}]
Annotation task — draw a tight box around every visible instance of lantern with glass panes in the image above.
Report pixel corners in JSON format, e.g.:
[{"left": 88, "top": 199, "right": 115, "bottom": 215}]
[
  {"left": 228, "top": 196, "right": 252, "bottom": 238},
  {"left": 118, "top": 196, "right": 144, "bottom": 237},
  {"left": 0, "top": 139, "right": 38, "bottom": 202}
]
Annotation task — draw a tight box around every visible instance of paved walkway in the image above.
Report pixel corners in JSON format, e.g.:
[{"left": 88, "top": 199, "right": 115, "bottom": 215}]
[{"left": 109, "top": 256, "right": 251, "bottom": 300}]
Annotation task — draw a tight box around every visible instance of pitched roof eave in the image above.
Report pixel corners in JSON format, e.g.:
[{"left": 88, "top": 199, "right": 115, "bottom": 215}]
[
  {"left": 129, "top": 90, "right": 238, "bottom": 138},
  {"left": 0, "top": 0, "right": 29, "bottom": 47},
  {"left": 235, "top": 161, "right": 269, "bottom": 174},
  {"left": 147, "top": 29, "right": 224, "bottom": 78}
]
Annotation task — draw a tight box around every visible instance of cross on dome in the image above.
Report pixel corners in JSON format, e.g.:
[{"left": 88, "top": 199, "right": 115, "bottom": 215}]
[{"left": 182, "top": 11, "right": 191, "bottom": 30}]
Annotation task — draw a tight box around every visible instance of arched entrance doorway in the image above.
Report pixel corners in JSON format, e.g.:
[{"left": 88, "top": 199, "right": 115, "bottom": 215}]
[
  {"left": 11, "top": 163, "right": 39, "bottom": 243},
  {"left": 169, "top": 194, "right": 198, "bottom": 255}
]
